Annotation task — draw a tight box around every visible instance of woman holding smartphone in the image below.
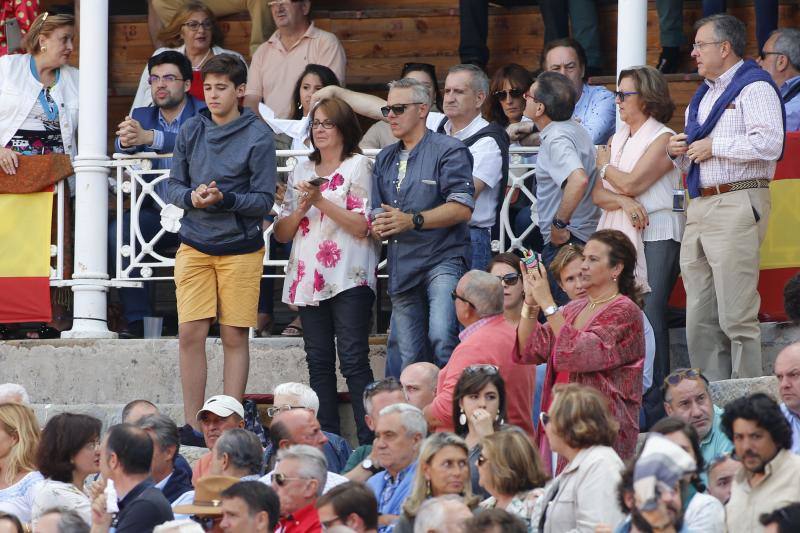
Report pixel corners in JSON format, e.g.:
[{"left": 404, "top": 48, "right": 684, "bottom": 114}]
[{"left": 273, "top": 97, "right": 379, "bottom": 446}]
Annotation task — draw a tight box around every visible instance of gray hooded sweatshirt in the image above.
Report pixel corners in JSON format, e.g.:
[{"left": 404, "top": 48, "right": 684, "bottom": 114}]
[{"left": 165, "top": 107, "right": 276, "bottom": 255}]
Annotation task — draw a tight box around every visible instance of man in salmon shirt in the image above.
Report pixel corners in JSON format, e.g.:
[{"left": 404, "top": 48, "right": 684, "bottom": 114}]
[{"left": 422, "top": 270, "right": 536, "bottom": 438}]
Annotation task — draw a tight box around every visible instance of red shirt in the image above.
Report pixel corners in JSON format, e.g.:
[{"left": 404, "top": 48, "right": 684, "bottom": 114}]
[
  {"left": 429, "top": 314, "right": 536, "bottom": 439},
  {"left": 277, "top": 503, "right": 322, "bottom": 533},
  {"left": 189, "top": 71, "right": 205, "bottom": 102}
]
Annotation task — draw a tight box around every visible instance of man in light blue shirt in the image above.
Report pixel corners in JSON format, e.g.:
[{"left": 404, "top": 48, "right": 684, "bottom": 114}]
[
  {"left": 774, "top": 343, "right": 800, "bottom": 454},
  {"left": 759, "top": 28, "right": 800, "bottom": 132}
]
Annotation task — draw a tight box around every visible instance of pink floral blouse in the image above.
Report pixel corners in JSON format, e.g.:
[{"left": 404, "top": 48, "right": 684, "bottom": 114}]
[{"left": 279, "top": 153, "right": 379, "bottom": 306}]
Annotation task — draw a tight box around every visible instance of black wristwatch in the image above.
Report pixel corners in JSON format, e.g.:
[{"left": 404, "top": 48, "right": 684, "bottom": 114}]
[
  {"left": 552, "top": 217, "right": 569, "bottom": 230},
  {"left": 412, "top": 212, "right": 425, "bottom": 230}
]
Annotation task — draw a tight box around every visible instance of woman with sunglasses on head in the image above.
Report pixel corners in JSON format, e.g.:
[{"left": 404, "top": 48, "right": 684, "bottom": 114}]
[
  {"left": 273, "top": 97, "right": 379, "bottom": 447},
  {"left": 451, "top": 366, "right": 508, "bottom": 498},
  {"left": 132, "top": 0, "right": 245, "bottom": 109},
  {"left": 360, "top": 62, "right": 442, "bottom": 150},
  {"left": 394, "top": 433, "right": 478, "bottom": 533},
  {"left": 477, "top": 428, "right": 548, "bottom": 532},
  {"left": 517, "top": 229, "right": 645, "bottom": 474},
  {"left": 0, "top": 403, "right": 42, "bottom": 524},
  {"left": 590, "top": 66, "right": 684, "bottom": 410},
  {"left": 31, "top": 413, "right": 102, "bottom": 525}
]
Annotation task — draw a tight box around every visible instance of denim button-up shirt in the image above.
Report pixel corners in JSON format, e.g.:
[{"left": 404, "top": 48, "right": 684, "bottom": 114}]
[{"left": 372, "top": 129, "right": 475, "bottom": 295}]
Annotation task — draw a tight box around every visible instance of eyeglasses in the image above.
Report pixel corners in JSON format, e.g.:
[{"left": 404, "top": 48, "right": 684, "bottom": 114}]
[
  {"left": 760, "top": 51, "right": 784, "bottom": 61},
  {"left": 190, "top": 515, "right": 217, "bottom": 531},
  {"left": 692, "top": 41, "right": 724, "bottom": 51},
  {"left": 148, "top": 74, "right": 185, "bottom": 85},
  {"left": 613, "top": 91, "right": 639, "bottom": 102},
  {"left": 539, "top": 411, "right": 550, "bottom": 426},
  {"left": 84, "top": 439, "right": 101, "bottom": 451},
  {"left": 495, "top": 272, "right": 520, "bottom": 286},
  {"left": 273, "top": 472, "right": 310, "bottom": 487},
  {"left": 463, "top": 364, "right": 499, "bottom": 375},
  {"left": 266, "top": 404, "right": 310, "bottom": 418},
  {"left": 182, "top": 20, "right": 213, "bottom": 31},
  {"left": 311, "top": 119, "right": 336, "bottom": 129},
  {"left": 493, "top": 89, "right": 525, "bottom": 100},
  {"left": 477, "top": 454, "right": 488, "bottom": 467},
  {"left": 380, "top": 103, "right": 425, "bottom": 117},
  {"left": 663, "top": 367, "right": 707, "bottom": 388},
  {"left": 451, "top": 290, "right": 475, "bottom": 308}
]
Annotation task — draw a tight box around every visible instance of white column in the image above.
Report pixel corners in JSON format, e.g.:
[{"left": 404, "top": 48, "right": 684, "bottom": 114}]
[
  {"left": 62, "top": 0, "right": 115, "bottom": 338},
  {"left": 616, "top": 0, "right": 648, "bottom": 78}
]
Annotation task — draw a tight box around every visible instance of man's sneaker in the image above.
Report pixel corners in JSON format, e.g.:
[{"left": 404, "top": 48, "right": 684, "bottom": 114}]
[{"left": 179, "top": 424, "right": 207, "bottom": 448}]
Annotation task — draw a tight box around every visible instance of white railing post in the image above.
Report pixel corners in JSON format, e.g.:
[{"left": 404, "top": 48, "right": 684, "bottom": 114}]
[
  {"left": 616, "top": 0, "right": 648, "bottom": 124},
  {"left": 62, "top": 0, "right": 114, "bottom": 338}
]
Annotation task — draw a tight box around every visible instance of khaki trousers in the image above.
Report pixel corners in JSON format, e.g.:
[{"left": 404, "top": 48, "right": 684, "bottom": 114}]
[
  {"left": 152, "top": 0, "right": 274, "bottom": 55},
  {"left": 679, "top": 187, "right": 771, "bottom": 380}
]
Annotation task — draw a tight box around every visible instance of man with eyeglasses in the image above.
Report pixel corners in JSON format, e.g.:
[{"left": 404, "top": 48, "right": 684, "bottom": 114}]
[
  {"left": 721, "top": 393, "right": 800, "bottom": 533},
  {"left": 759, "top": 28, "right": 800, "bottom": 132},
  {"left": 269, "top": 445, "right": 327, "bottom": 532},
  {"left": 423, "top": 270, "right": 535, "bottom": 439},
  {"left": 111, "top": 50, "right": 205, "bottom": 339},
  {"left": 773, "top": 342, "right": 800, "bottom": 454},
  {"left": 662, "top": 368, "right": 733, "bottom": 474},
  {"left": 244, "top": 0, "right": 345, "bottom": 119},
  {"left": 667, "top": 14, "right": 786, "bottom": 381}
]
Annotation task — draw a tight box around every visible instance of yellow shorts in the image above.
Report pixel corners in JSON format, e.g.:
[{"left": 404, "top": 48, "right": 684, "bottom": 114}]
[{"left": 174, "top": 244, "right": 264, "bottom": 327}]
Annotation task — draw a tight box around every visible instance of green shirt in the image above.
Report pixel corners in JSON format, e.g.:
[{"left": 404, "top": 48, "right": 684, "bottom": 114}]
[{"left": 343, "top": 444, "right": 372, "bottom": 473}]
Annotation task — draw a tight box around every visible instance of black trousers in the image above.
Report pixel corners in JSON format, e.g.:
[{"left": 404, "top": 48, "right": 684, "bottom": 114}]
[{"left": 298, "top": 285, "right": 375, "bottom": 445}]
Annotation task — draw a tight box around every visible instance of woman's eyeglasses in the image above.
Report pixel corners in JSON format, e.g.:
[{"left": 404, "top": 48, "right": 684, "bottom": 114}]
[
  {"left": 311, "top": 119, "right": 336, "bottom": 129},
  {"left": 613, "top": 91, "right": 639, "bottom": 102},
  {"left": 182, "top": 20, "right": 213, "bottom": 31},
  {"left": 496, "top": 273, "right": 520, "bottom": 286},
  {"left": 273, "top": 472, "right": 310, "bottom": 487},
  {"left": 380, "top": 103, "right": 424, "bottom": 117},
  {"left": 493, "top": 89, "right": 525, "bottom": 100}
]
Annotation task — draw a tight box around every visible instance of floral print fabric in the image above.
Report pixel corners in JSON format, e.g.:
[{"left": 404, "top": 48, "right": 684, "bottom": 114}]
[{"left": 279, "top": 153, "right": 379, "bottom": 305}]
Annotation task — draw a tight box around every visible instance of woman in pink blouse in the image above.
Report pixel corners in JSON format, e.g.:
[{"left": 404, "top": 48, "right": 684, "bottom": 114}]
[
  {"left": 516, "top": 229, "right": 645, "bottom": 472},
  {"left": 274, "top": 97, "right": 380, "bottom": 445}
]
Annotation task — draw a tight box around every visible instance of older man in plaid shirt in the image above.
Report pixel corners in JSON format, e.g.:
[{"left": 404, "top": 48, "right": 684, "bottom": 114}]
[{"left": 668, "top": 14, "right": 785, "bottom": 380}]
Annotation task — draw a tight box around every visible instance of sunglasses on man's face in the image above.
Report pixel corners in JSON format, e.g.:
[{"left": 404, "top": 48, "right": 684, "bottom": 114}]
[
  {"left": 273, "top": 472, "right": 310, "bottom": 487},
  {"left": 380, "top": 103, "right": 424, "bottom": 117}
]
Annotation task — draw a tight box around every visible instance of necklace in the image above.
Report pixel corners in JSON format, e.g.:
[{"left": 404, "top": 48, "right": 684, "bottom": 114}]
[
  {"left": 587, "top": 291, "right": 619, "bottom": 311},
  {"left": 191, "top": 48, "right": 212, "bottom": 71}
]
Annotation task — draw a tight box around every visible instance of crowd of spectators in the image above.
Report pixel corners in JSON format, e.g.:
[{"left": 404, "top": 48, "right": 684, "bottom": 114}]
[{"left": 2, "top": 3, "right": 800, "bottom": 533}]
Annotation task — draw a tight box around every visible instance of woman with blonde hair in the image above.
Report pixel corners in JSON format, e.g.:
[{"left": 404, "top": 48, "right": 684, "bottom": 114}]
[
  {"left": 477, "top": 427, "right": 549, "bottom": 532},
  {"left": 394, "top": 432, "right": 477, "bottom": 533},
  {"left": 0, "top": 403, "right": 42, "bottom": 523},
  {"left": 131, "top": 0, "right": 245, "bottom": 109}
]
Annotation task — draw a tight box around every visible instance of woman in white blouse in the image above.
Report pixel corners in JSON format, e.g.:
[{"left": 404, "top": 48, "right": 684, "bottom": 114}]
[
  {"left": 31, "top": 413, "right": 102, "bottom": 525},
  {"left": 274, "top": 97, "right": 379, "bottom": 447},
  {"left": 591, "top": 65, "right": 685, "bottom": 407},
  {"left": 0, "top": 403, "right": 42, "bottom": 524}
]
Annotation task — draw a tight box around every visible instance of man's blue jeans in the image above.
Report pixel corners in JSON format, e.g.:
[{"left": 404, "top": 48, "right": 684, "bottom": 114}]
[
  {"left": 469, "top": 226, "right": 492, "bottom": 271},
  {"left": 385, "top": 257, "right": 466, "bottom": 378}
]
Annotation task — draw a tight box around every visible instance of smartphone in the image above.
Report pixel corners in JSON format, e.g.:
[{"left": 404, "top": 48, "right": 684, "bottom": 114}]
[
  {"left": 307, "top": 176, "right": 329, "bottom": 187},
  {"left": 672, "top": 188, "right": 686, "bottom": 212},
  {"left": 4, "top": 18, "right": 23, "bottom": 53},
  {"left": 521, "top": 249, "right": 541, "bottom": 273}
]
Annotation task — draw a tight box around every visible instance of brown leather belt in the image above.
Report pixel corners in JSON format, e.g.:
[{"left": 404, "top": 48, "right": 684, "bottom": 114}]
[{"left": 698, "top": 179, "right": 771, "bottom": 198}]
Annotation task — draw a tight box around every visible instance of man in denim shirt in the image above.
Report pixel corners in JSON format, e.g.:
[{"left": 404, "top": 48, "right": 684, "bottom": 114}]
[{"left": 370, "top": 78, "right": 475, "bottom": 376}]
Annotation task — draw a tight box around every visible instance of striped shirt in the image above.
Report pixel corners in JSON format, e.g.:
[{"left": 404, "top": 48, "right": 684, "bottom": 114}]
[{"left": 677, "top": 60, "right": 784, "bottom": 187}]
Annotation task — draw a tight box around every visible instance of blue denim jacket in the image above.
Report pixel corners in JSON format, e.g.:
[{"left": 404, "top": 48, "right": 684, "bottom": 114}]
[{"left": 372, "top": 129, "right": 475, "bottom": 295}]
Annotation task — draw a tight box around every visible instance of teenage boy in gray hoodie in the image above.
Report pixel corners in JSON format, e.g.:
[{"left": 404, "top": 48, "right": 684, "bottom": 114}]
[{"left": 164, "top": 54, "right": 276, "bottom": 439}]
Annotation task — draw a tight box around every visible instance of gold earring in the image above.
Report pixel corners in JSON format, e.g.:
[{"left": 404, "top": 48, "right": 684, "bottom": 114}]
[{"left": 41, "top": 46, "right": 47, "bottom": 52}]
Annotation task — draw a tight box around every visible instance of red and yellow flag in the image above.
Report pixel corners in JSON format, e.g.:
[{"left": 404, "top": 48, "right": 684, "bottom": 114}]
[{"left": 0, "top": 189, "right": 53, "bottom": 323}]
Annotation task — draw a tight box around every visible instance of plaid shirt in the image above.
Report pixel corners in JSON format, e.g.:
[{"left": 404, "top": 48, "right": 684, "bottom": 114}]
[{"left": 677, "top": 60, "right": 784, "bottom": 187}]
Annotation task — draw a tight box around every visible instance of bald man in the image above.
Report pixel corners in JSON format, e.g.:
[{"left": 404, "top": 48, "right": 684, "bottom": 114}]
[
  {"left": 400, "top": 363, "right": 439, "bottom": 411},
  {"left": 775, "top": 342, "right": 800, "bottom": 454}
]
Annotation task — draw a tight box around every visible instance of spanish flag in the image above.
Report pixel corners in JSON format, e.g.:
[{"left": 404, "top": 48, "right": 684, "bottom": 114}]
[{"left": 0, "top": 190, "right": 53, "bottom": 323}]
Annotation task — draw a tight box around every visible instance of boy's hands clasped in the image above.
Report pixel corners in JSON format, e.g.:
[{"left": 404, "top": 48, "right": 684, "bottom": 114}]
[{"left": 191, "top": 180, "right": 224, "bottom": 208}]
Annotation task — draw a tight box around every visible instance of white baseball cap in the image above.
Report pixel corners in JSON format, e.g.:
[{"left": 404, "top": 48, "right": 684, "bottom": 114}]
[{"left": 196, "top": 395, "right": 245, "bottom": 421}]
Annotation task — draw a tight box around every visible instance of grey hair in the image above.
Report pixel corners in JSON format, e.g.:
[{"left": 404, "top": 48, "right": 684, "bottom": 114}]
[
  {"left": 378, "top": 403, "right": 427, "bottom": 438},
  {"left": 413, "top": 495, "right": 467, "bottom": 533},
  {"left": 387, "top": 78, "right": 431, "bottom": 108},
  {"left": 461, "top": 270, "right": 504, "bottom": 317},
  {"left": 214, "top": 428, "right": 264, "bottom": 476},
  {"left": 773, "top": 28, "right": 800, "bottom": 71},
  {"left": 274, "top": 382, "right": 320, "bottom": 414},
  {"left": 38, "top": 508, "right": 90, "bottom": 533},
  {"left": 0, "top": 383, "right": 30, "bottom": 404},
  {"left": 534, "top": 71, "right": 576, "bottom": 121},
  {"left": 276, "top": 444, "right": 328, "bottom": 497},
  {"left": 136, "top": 413, "right": 180, "bottom": 460},
  {"left": 153, "top": 519, "right": 205, "bottom": 533},
  {"left": 694, "top": 14, "right": 746, "bottom": 58},
  {"left": 448, "top": 63, "right": 490, "bottom": 95}
]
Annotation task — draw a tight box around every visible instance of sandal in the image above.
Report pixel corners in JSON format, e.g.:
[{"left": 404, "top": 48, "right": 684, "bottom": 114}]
[{"left": 280, "top": 318, "right": 303, "bottom": 337}]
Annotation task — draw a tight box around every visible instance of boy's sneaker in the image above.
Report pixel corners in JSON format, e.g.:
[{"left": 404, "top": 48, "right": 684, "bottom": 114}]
[{"left": 179, "top": 424, "right": 207, "bottom": 448}]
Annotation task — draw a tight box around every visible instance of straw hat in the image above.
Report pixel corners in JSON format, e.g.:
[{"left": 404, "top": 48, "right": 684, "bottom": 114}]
[{"left": 172, "top": 476, "right": 240, "bottom": 516}]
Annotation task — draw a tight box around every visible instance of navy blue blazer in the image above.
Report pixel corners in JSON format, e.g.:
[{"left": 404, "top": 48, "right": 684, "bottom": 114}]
[{"left": 115, "top": 94, "right": 206, "bottom": 154}]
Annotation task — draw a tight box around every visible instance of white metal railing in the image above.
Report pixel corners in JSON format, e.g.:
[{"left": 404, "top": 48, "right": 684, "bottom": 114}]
[
  {"left": 106, "top": 147, "right": 539, "bottom": 285},
  {"left": 50, "top": 180, "right": 66, "bottom": 282}
]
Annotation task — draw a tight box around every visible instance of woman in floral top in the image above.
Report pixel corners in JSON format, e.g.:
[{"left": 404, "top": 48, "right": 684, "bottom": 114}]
[
  {"left": 477, "top": 427, "right": 548, "bottom": 532},
  {"left": 274, "top": 97, "right": 379, "bottom": 446}
]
